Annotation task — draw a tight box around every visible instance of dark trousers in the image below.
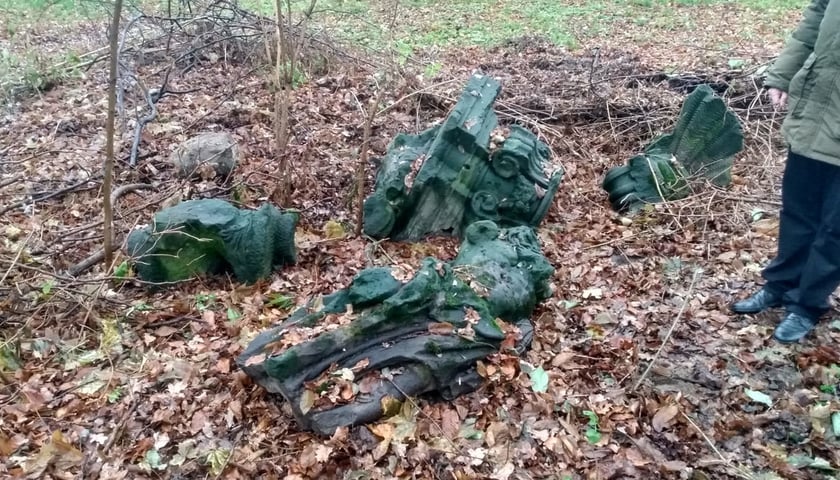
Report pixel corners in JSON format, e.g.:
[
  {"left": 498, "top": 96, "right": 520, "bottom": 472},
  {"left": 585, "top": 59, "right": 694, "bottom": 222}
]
[{"left": 762, "top": 150, "right": 840, "bottom": 319}]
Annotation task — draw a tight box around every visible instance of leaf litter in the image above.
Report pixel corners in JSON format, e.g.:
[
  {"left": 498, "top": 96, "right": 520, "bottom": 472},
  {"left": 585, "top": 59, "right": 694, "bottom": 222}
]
[{"left": 1, "top": 7, "right": 840, "bottom": 480}]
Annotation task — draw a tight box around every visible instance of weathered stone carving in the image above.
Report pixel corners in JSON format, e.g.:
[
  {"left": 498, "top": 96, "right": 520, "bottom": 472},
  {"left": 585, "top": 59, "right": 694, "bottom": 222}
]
[
  {"left": 363, "top": 73, "right": 563, "bottom": 241},
  {"left": 236, "top": 220, "right": 553, "bottom": 435},
  {"left": 127, "top": 199, "right": 298, "bottom": 284},
  {"left": 602, "top": 85, "right": 744, "bottom": 213},
  {"left": 170, "top": 132, "right": 238, "bottom": 179}
]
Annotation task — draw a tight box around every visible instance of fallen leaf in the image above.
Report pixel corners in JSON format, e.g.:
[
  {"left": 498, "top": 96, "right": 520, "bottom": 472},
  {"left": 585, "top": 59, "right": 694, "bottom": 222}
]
[
  {"left": 582, "top": 287, "right": 603, "bottom": 299},
  {"left": 369, "top": 422, "right": 394, "bottom": 441},
  {"left": 428, "top": 322, "right": 455, "bottom": 335},
  {"left": 661, "top": 460, "right": 688, "bottom": 471},
  {"left": 323, "top": 219, "right": 345, "bottom": 239},
  {"left": 380, "top": 396, "right": 402, "bottom": 417},
  {"left": 371, "top": 438, "right": 389, "bottom": 461},
  {"left": 214, "top": 357, "right": 231, "bottom": 374},
  {"left": 314, "top": 444, "right": 333, "bottom": 463},
  {"left": 23, "top": 430, "right": 83, "bottom": 477},
  {"left": 467, "top": 447, "right": 487, "bottom": 466},
  {"left": 499, "top": 358, "right": 517, "bottom": 379},
  {"left": 190, "top": 410, "right": 208, "bottom": 435},
  {"left": 651, "top": 404, "right": 679, "bottom": 432},
  {"left": 832, "top": 412, "right": 840, "bottom": 437},
  {"left": 625, "top": 447, "right": 650, "bottom": 466},
  {"left": 300, "top": 389, "right": 317, "bottom": 415},
  {"left": 753, "top": 218, "right": 780, "bottom": 236},
  {"left": 0, "top": 433, "right": 24, "bottom": 456},
  {"left": 205, "top": 448, "right": 230, "bottom": 476},
  {"left": 441, "top": 408, "right": 460, "bottom": 439},
  {"left": 744, "top": 388, "right": 773, "bottom": 407},
  {"left": 716, "top": 251, "right": 737, "bottom": 263},
  {"left": 332, "top": 367, "right": 354, "bottom": 381},
  {"left": 244, "top": 353, "right": 267, "bottom": 367},
  {"left": 154, "top": 325, "right": 179, "bottom": 337},
  {"left": 350, "top": 358, "right": 370, "bottom": 372},
  {"left": 528, "top": 366, "right": 549, "bottom": 393},
  {"left": 491, "top": 462, "right": 515, "bottom": 480}
]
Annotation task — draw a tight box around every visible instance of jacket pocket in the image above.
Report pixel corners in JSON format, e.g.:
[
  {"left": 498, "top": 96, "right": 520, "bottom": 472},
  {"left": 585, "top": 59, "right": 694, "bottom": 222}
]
[{"left": 788, "top": 53, "right": 817, "bottom": 119}]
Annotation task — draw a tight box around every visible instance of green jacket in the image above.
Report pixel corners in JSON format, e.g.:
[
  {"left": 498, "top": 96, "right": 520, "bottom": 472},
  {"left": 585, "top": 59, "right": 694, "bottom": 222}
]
[{"left": 764, "top": 0, "right": 840, "bottom": 166}]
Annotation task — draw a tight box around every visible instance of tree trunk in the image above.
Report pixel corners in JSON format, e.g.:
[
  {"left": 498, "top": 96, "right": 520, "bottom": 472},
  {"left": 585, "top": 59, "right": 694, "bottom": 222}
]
[
  {"left": 354, "top": 88, "right": 384, "bottom": 236},
  {"left": 271, "top": 0, "right": 291, "bottom": 207},
  {"left": 103, "top": 0, "right": 124, "bottom": 272}
]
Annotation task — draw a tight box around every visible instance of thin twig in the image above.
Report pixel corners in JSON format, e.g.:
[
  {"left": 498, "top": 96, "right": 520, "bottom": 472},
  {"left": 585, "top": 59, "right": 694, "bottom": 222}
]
[
  {"left": 644, "top": 156, "right": 685, "bottom": 233},
  {"left": 100, "top": 400, "right": 138, "bottom": 456},
  {"left": 0, "top": 175, "right": 102, "bottom": 216},
  {"left": 0, "top": 258, "right": 190, "bottom": 287},
  {"left": 66, "top": 183, "right": 152, "bottom": 276},
  {"left": 720, "top": 194, "right": 781, "bottom": 207},
  {"left": 213, "top": 428, "right": 244, "bottom": 479},
  {"left": 0, "top": 173, "right": 24, "bottom": 189},
  {"left": 631, "top": 268, "right": 702, "bottom": 392},
  {"left": 354, "top": 86, "right": 385, "bottom": 236},
  {"left": 55, "top": 182, "right": 173, "bottom": 241},
  {"left": 681, "top": 411, "right": 756, "bottom": 480},
  {"left": 0, "top": 230, "right": 36, "bottom": 286},
  {"left": 375, "top": 78, "right": 460, "bottom": 118},
  {"left": 384, "top": 377, "right": 474, "bottom": 459}
]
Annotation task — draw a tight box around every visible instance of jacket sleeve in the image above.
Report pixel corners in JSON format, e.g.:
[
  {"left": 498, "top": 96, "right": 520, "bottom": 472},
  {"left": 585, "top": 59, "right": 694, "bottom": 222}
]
[{"left": 764, "top": 0, "right": 828, "bottom": 91}]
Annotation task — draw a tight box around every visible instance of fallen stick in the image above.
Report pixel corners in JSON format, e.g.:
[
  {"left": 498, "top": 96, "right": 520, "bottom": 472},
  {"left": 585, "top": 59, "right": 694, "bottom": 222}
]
[
  {"left": 681, "top": 411, "right": 757, "bottom": 480},
  {"left": 0, "top": 175, "right": 102, "bottom": 216},
  {"left": 0, "top": 230, "right": 36, "bottom": 286},
  {"left": 66, "top": 183, "right": 152, "bottom": 277},
  {"left": 0, "top": 173, "right": 24, "bottom": 189},
  {"left": 631, "top": 268, "right": 702, "bottom": 392},
  {"left": 99, "top": 400, "right": 138, "bottom": 458},
  {"left": 67, "top": 249, "right": 113, "bottom": 277},
  {"left": 129, "top": 84, "right": 159, "bottom": 167}
]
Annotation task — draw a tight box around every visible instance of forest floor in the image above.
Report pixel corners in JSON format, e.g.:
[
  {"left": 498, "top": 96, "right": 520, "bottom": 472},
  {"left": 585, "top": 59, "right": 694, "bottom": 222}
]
[{"left": 3, "top": 1, "right": 840, "bottom": 479}]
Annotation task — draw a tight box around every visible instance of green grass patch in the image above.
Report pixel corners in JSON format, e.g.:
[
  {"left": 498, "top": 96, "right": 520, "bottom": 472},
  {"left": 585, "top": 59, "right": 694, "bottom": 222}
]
[
  {"left": 0, "top": 0, "right": 114, "bottom": 103},
  {"left": 0, "top": 47, "right": 82, "bottom": 102},
  {"left": 0, "top": 0, "right": 106, "bottom": 25},
  {"left": 0, "top": 0, "right": 811, "bottom": 103},
  {"left": 250, "top": 0, "right": 809, "bottom": 58}
]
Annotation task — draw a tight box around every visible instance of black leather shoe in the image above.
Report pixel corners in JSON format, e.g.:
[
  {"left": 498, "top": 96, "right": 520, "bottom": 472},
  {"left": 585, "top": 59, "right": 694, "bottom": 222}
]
[
  {"left": 773, "top": 312, "right": 818, "bottom": 344},
  {"left": 730, "top": 289, "right": 783, "bottom": 314}
]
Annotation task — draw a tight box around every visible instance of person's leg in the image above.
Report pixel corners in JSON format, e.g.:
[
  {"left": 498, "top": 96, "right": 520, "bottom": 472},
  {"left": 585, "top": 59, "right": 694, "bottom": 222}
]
[
  {"left": 761, "top": 151, "right": 827, "bottom": 296},
  {"left": 782, "top": 160, "right": 840, "bottom": 318},
  {"left": 732, "top": 150, "right": 826, "bottom": 314},
  {"left": 773, "top": 156, "right": 840, "bottom": 342}
]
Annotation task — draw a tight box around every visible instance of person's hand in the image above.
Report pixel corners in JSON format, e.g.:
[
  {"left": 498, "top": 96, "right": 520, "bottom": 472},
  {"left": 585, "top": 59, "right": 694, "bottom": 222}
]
[{"left": 768, "top": 87, "right": 788, "bottom": 110}]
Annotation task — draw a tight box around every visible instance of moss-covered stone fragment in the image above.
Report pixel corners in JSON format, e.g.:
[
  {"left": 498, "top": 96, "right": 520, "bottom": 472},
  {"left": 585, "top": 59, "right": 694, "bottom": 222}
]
[{"left": 236, "top": 220, "right": 553, "bottom": 436}]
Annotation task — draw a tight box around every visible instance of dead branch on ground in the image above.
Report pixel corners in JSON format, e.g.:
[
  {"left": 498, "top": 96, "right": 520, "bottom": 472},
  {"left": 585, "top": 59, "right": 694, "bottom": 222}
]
[
  {"left": 69, "top": 183, "right": 153, "bottom": 276},
  {"left": 0, "top": 174, "right": 103, "bottom": 216}
]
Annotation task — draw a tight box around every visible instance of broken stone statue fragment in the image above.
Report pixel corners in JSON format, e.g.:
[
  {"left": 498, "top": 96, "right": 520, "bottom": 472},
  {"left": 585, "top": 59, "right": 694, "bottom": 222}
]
[
  {"left": 169, "top": 131, "right": 239, "bottom": 179},
  {"left": 602, "top": 84, "right": 744, "bottom": 213},
  {"left": 127, "top": 199, "right": 298, "bottom": 284},
  {"left": 362, "top": 73, "right": 563, "bottom": 241},
  {"left": 236, "top": 220, "right": 554, "bottom": 436}
]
